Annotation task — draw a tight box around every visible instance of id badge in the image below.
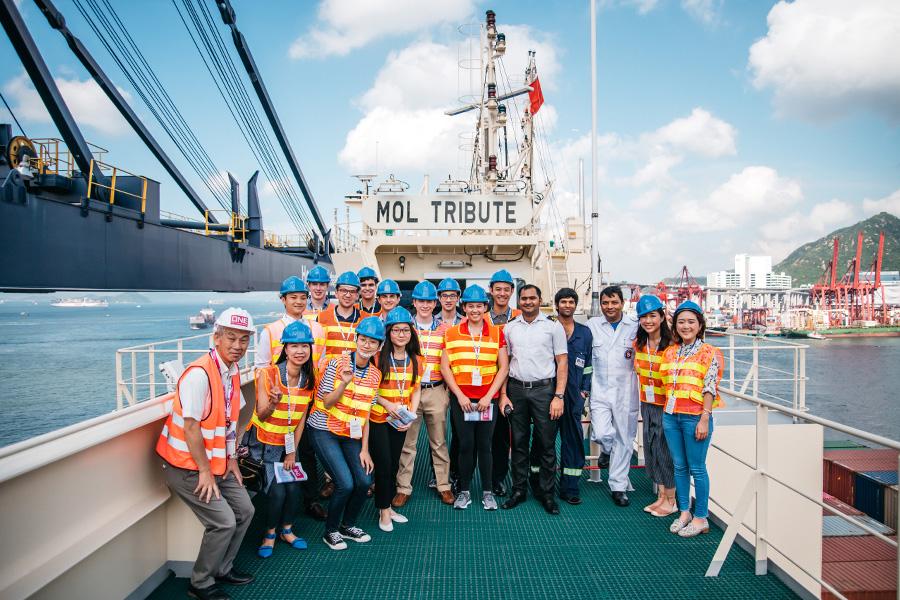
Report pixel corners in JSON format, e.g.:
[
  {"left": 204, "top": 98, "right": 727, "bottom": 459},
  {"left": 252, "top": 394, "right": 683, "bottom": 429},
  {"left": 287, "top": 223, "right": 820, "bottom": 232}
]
[
  {"left": 643, "top": 385, "right": 656, "bottom": 405},
  {"left": 664, "top": 393, "right": 677, "bottom": 415},
  {"left": 575, "top": 356, "right": 585, "bottom": 368},
  {"left": 349, "top": 418, "right": 363, "bottom": 439},
  {"left": 423, "top": 364, "right": 432, "bottom": 381},
  {"left": 226, "top": 438, "right": 236, "bottom": 457},
  {"left": 284, "top": 430, "right": 296, "bottom": 455},
  {"left": 471, "top": 370, "right": 483, "bottom": 386}
]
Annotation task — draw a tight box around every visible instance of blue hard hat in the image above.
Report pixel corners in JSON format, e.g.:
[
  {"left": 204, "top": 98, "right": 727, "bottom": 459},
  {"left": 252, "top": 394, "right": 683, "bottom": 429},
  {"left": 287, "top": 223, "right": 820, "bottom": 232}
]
[
  {"left": 281, "top": 320, "right": 314, "bottom": 344},
  {"left": 437, "top": 277, "right": 461, "bottom": 294},
  {"left": 636, "top": 294, "right": 664, "bottom": 317},
  {"left": 489, "top": 269, "right": 515, "bottom": 286},
  {"left": 673, "top": 300, "right": 703, "bottom": 318},
  {"left": 335, "top": 271, "right": 361, "bottom": 289},
  {"left": 411, "top": 281, "right": 438, "bottom": 301},
  {"left": 377, "top": 279, "right": 401, "bottom": 296},
  {"left": 306, "top": 265, "right": 331, "bottom": 284},
  {"left": 385, "top": 307, "right": 414, "bottom": 327},
  {"left": 357, "top": 266, "right": 378, "bottom": 281},
  {"left": 356, "top": 316, "right": 386, "bottom": 341},
  {"left": 461, "top": 284, "right": 490, "bottom": 304},
  {"left": 280, "top": 276, "right": 308, "bottom": 297}
]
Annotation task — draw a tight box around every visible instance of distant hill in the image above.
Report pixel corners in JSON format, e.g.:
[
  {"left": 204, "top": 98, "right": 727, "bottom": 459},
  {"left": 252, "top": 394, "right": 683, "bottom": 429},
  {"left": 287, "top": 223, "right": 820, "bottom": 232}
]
[{"left": 774, "top": 212, "right": 900, "bottom": 286}]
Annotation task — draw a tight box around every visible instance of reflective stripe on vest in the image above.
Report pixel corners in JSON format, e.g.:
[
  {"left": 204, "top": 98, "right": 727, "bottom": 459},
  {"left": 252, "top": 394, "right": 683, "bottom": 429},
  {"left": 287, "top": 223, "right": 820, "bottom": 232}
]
[
  {"left": 444, "top": 321, "right": 501, "bottom": 386},
  {"left": 659, "top": 342, "right": 725, "bottom": 414},
  {"left": 317, "top": 305, "right": 361, "bottom": 361},
  {"left": 633, "top": 340, "right": 671, "bottom": 406},
  {"left": 156, "top": 354, "right": 239, "bottom": 475},
  {"left": 371, "top": 355, "right": 423, "bottom": 424},
  {"left": 417, "top": 321, "right": 447, "bottom": 382},
  {"left": 312, "top": 355, "right": 381, "bottom": 437},
  {"left": 251, "top": 365, "right": 314, "bottom": 446}
]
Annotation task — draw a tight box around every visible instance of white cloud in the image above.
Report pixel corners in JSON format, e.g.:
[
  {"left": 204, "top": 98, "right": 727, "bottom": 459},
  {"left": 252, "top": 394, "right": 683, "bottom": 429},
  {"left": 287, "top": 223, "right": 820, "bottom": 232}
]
[
  {"left": 650, "top": 107, "right": 737, "bottom": 158},
  {"left": 289, "top": 0, "right": 476, "bottom": 59},
  {"left": 862, "top": 189, "right": 900, "bottom": 216},
  {"left": 680, "top": 0, "right": 723, "bottom": 25},
  {"left": 748, "top": 0, "right": 900, "bottom": 122},
  {"left": 2, "top": 72, "right": 130, "bottom": 136}
]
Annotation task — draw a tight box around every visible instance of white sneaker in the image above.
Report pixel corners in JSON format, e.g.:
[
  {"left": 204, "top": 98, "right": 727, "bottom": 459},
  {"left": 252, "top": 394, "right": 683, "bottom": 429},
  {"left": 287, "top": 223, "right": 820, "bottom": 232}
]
[
  {"left": 453, "top": 491, "right": 472, "bottom": 509},
  {"left": 390, "top": 511, "right": 408, "bottom": 523},
  {"left": 482, "top": 492, "right": 498, "bottom": 511},
  {"left": 378, "top": 520, "right": 394, "bottom": 532}
]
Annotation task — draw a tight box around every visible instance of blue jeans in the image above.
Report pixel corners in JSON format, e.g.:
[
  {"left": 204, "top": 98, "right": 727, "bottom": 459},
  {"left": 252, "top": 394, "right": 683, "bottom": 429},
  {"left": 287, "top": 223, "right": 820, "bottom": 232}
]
[
  {"left": 662, "top": 412, "right": 714, "bottom": 518},
  {"left": 309, "top": 427, "right": 372, "bottom": 533}
]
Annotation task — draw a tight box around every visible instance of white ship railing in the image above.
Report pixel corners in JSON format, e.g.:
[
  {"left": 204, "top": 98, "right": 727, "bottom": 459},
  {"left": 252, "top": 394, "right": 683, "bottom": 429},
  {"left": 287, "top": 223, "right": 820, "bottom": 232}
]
[
  {"left": 707, "top": 386, "right": 900, "bottom": 600},
  {"left": 115, "top": 332, "right": 257, "bottom": 409}
]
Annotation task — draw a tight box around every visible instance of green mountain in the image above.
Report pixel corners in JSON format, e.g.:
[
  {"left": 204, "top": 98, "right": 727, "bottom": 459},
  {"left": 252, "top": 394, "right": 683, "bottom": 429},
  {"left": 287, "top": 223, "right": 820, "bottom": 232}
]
[{"left": 774, "top": 212, "right": 900, "bottom": 286}]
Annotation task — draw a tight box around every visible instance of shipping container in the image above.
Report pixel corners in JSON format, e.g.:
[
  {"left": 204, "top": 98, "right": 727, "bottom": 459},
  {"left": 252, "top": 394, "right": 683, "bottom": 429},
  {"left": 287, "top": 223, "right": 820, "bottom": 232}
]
[
  {"left": 828, "top": 460, "right": 857, "bottom": 506},
  {"left": 822, "top": 560, "right": 897, "bottom": 600},
  {"left": 855, "top": 472, "right": 889, "bottom": 522},
  {"left": 824, "top": 492, "right": 864, "bottom": 516},
  {"left": 824, "top": 440, "right": 868, "bottom": 450},
  {"left": 886, "top": 485, "right": 898, "bottom": 531},
  {"left": 831, "top": 456, "right": 900, "bottom": 473},
  {"left": 824, "top": 448, "right": 900, "bottom": 463},
  {"left": 822, "top": 535, "right": 897, "bottom": 563},
  {"left": 823, "top": 515, "right": 895, "bottom": 537}
]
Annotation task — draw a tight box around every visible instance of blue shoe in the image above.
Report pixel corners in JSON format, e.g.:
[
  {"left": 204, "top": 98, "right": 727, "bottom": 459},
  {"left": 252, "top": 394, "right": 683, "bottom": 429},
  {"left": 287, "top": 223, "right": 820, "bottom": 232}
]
[
  {"left": 280, "top": 528, "right": 308, "bottom": 549},
  {"left": 257, "top": 532, "right": 276, "bottom": 558}
]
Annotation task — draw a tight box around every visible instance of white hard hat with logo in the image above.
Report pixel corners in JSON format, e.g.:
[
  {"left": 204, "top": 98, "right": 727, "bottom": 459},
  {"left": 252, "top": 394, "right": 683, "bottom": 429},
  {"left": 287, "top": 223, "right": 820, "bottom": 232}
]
[{"left": 215, "top": 307, "right": 255, "bottom": 332}]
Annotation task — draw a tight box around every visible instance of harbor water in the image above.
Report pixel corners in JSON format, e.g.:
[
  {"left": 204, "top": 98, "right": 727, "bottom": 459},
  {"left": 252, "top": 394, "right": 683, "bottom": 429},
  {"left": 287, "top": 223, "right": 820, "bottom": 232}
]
[{"left": 1, "top": 297, "right": 898, "bottom": 447}]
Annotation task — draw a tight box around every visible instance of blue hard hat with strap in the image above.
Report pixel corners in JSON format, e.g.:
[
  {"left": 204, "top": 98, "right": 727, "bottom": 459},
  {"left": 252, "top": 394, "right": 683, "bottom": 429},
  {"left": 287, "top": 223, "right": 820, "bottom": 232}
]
[
  {"left": 636, "top": 294, "right": 664, "bottom": 317},
  {"left": 377, "top": 279, "right": 401, "bottom": 296},
  {"left": 306, "top": 265, "right": 331, "bottom": 283},
  {"left": 385, "top": 307, "right": 414, "bottom": 326},
  {"left": 281, "top": 320, "right": 314, "bottom": 344},
  {"left": 461, "top": 284, "right": 490, "bottom": 304},
  {"left": 411, "top": 281, "right": 438, "bottom": 301},
  {"left": 335, "top": 271, "right": 361, "bottom": 288},
  {"left": 673, "top": 300, "right": 703, "bottom": 318},
  {"left": 489, "top": 269, "right": 515, "bottom": 285},
  {"left": 357, "top": 266, "right": 378, "bottom": 281},
  {"left": 280, "top": 276, "right": 308, "bottom": 297},
  {"left": 356, "top": 316, "right": 386, "bottom": 341}
]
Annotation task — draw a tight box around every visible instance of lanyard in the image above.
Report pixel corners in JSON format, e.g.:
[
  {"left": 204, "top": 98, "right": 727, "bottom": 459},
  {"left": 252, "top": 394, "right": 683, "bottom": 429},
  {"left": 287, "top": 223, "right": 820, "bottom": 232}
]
[
  {"left": 646, "top": 339, "right": 660, "bottom": 378},
  {"left": 347, "top": 352, "right": 370, "bottom": 390},
  {"left": 283, "top": 365, "right": 304, "bottom": 425},
  {"left": 389, "top": 353, "right": 409, "bottom": 399},
  {"left": 416, "top": 317, "right": 437, "bottom": 350},
  {"left": 670, "top": 341, "right": 698, "bottom": 384},
  {"left": 467, "top": 321, "right": 484, "bottom": 366},
  {"left": 335, "top": 308, "right": 358, "bottom": 342},
  {"left": 209, "top": 351, "right": 238, "bottom": 429}
]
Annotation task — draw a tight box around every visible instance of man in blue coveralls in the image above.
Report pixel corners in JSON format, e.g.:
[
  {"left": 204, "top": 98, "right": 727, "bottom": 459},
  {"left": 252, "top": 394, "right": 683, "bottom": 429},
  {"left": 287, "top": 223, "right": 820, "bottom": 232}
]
[{"left": 528, "top": 288, "right": 593, "bottom": 504}]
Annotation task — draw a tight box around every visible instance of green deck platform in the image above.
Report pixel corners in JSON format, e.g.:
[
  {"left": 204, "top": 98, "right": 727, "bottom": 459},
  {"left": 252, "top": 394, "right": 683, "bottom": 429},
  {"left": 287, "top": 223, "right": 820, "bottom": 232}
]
[{"left": 149, "top": 433, "right": 799, "bottom": 599}]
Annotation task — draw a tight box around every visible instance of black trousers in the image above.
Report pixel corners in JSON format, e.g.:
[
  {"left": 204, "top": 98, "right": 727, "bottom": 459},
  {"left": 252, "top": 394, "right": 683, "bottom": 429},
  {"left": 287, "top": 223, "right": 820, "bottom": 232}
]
[
  {"left": 369, "top": 421, "right": 407, "bottom": 510},
  {"left": 297, "top": 428, "right": 320, "bottom": 506},
  {"left": 491, "top": 411, "right": 511, "bottom": 488},
  {"left": 265, "top": 478, "right": 301, "bottom": 530},
  {"left": 508, "top": 381, "right": 559, "bottom": 497},
  {"left": 449, "top": 398, "right": 497, "bottom": 493}
]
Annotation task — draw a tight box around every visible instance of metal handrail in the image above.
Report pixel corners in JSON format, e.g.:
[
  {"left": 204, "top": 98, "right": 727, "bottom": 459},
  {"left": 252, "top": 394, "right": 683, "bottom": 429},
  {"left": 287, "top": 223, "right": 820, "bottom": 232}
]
[{"left": 86, "top": 158, "right": 148, "bottom": 215}]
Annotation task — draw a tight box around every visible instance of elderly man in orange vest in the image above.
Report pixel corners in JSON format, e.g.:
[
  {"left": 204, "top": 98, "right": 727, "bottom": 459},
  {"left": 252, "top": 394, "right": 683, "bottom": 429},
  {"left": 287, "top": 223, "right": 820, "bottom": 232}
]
[{"left": 157, "top": 308, "right": 256, "bottom": 600}]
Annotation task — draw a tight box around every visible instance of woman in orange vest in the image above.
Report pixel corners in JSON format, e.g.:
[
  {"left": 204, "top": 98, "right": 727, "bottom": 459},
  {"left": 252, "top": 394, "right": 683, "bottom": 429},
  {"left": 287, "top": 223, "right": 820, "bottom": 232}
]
[
  {"left": 633, "top": 295, "right": 677, "bottom": 518},
  {"left": 660, "top": 301, "right": 724, "bottom": 538},
  {"left": 371, "top": 307, "right": 422, "bottom": 531},
  {"left": 246, "top": 321, "right": 316, "bottom": 558},
  {"left": 441, "top": 284, "right": 509, "bottom": 511},
  {"left": 307, "top": 316, "right": 384, "bottom": 550}
]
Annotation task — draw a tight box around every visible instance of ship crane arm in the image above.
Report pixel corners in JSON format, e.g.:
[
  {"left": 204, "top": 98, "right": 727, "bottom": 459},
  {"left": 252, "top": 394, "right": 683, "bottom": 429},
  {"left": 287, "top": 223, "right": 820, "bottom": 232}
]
[{"left": 444, "top": 86, "right": 533, "bottom": 117}]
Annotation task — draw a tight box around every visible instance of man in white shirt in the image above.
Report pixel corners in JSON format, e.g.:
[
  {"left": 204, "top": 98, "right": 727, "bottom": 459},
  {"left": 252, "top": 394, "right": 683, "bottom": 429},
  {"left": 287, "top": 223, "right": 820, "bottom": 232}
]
[{"left": 499, "top": 284, "right": 568, "bottom": 515}]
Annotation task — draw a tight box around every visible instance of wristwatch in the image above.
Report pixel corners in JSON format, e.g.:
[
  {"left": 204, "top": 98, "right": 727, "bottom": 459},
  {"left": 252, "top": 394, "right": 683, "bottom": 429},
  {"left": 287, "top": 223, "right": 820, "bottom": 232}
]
[{"left": 553, "top": 393, "right": 564, "bottom": 400}]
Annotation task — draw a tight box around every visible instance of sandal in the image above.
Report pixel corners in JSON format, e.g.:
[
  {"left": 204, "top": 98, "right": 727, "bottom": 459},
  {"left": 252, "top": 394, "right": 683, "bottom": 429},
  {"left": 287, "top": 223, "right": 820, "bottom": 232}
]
[
  {"left": 280, "top": 528, "right": 308, "bottom": 549},
  {"left": 678, "top": 520, "right": 710, "bottom": 538},
  {"left": 257, "top": 532, "right": 276, "bottom": 558},
  {"left": 669, "top": 514, "right": 691, "bottom": 534}
]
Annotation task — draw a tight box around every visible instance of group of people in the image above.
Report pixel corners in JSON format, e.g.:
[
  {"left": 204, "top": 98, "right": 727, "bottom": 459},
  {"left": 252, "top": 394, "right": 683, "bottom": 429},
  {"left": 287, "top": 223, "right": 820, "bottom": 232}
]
[{"left": 155, "top": 266, "right": 724, "bottom": 600}]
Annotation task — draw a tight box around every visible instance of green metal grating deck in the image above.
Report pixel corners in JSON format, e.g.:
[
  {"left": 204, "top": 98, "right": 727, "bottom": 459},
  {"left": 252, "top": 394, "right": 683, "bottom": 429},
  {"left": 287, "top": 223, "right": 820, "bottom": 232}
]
[{"left": 149, "top": 430, "right": 799, "bottom": 599}]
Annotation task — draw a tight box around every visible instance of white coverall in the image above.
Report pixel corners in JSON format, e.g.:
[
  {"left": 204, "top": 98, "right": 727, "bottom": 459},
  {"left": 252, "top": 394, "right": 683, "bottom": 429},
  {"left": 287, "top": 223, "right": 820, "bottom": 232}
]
[{"left": 587, "top": 314, "right": 640, "bottom": 493}]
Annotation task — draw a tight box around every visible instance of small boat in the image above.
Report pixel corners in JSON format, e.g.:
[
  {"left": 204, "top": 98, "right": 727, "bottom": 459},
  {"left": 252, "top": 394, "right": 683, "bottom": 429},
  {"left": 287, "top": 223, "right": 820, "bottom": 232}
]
[
  {"left": 808, "top": 332, "right": 827, "bottom": 340},
  {"left": 50, "top": 297, "right": 109, "bottom": 308},
  {"left": 200, "top": 307, "right": 216, "bottom": 324},
  {"left": 188, "top": 314, "right": 209, "bottom": 330}
]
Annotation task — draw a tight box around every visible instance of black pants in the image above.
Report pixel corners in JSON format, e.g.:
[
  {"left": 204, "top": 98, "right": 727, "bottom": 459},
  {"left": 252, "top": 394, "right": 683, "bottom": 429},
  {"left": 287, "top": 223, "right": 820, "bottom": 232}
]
[
  {"left": 508, "top": 381, "right": 559, "bottom": 497},
  {"left": 265, "top": 478, "right": 301, "bottom": 530},
  {"left": 297, "top": 429, "right": 320, "bottom": 506},
  {"left": 491, "top": 411, "right": 511, "bottom": 488},
  {"left": 449, "top": 412, "right": 459, "bottom": 479},
  {"left": 369, "top": 421, "right": 407, "bottom": 510},
  {"left": 449, "top": 398, "right": 497, "bottom": 493}
]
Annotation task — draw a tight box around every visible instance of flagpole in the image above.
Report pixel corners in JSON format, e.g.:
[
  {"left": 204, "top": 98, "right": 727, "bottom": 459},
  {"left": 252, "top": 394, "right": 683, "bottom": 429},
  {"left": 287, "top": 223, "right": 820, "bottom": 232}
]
[{"left": 589, "top": 0, "right": 601, "bottom": 318}]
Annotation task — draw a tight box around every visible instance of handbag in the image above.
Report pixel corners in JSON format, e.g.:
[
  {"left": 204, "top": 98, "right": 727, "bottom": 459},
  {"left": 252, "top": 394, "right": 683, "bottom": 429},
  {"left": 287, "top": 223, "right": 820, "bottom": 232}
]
[{"left": 235, "top": 444, "right": 265, "bottom": 493}]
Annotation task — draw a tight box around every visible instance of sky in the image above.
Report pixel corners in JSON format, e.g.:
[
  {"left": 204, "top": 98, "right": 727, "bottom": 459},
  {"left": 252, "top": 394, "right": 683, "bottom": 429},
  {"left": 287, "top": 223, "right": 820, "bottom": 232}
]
[{"left": 2, "top": 0, "right": 898, "bottom": 282}]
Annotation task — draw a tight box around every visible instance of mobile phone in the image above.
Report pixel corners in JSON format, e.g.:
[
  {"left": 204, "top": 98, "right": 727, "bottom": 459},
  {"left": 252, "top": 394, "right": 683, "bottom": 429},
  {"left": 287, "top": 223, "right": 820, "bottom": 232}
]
[{"left": 503, "top": 405, "right": 513, "bottom": 417}]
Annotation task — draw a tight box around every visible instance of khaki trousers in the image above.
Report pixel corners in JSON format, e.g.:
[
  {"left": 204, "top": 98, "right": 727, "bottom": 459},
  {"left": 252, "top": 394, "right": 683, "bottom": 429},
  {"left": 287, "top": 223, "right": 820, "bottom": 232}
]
[{"left": 396, "top": 383, "right": 451, "bottom": 494}]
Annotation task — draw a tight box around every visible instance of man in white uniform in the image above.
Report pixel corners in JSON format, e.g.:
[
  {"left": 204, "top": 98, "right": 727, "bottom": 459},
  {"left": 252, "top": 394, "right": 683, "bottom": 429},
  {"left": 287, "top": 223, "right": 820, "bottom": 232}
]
[{"left": 587, "top": 286, "right": 640, "bottom": 507}]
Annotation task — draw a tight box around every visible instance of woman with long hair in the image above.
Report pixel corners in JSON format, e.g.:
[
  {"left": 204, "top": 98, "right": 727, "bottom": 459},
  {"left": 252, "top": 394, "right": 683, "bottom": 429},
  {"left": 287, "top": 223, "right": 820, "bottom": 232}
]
[
  {"left": 660, "top": 301, "right": 725, "bottom": 538},
  {"left": 246, "top": 320, "right": 316, "bottom": 557},
  {"left": 633, "top": 295, "right": 677, "bottom": 517},
  {"left": 371, "top": 307, "right": 423, "bottom": 531}
]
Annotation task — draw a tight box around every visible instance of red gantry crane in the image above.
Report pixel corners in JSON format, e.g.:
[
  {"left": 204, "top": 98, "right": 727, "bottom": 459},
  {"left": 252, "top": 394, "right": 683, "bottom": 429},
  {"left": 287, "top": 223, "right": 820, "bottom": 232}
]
[
  {"left": 656, "top": 265, "right": 705, "bottom": 311},
  {"left": 810, "top": 231, "right": 887, "bottom": 327}
]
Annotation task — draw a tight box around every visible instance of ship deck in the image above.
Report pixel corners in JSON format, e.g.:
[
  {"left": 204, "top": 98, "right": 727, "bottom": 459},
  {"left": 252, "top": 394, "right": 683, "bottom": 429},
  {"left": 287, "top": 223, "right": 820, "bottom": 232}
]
[{"left": 148, "top": 430, "right": 798, "bottom": 599}]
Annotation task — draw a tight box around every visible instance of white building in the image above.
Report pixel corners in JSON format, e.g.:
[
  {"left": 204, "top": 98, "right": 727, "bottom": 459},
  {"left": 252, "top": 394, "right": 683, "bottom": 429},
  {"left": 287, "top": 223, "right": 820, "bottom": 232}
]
[
  {"left": 707, "top": 270, "right": 742, "bottom": 288},
  {"left": 708, "top": 255, "right": 792, "bottom": 290},
  {"left": 765, "top": 272, "right": 792, "bottom": 289}
]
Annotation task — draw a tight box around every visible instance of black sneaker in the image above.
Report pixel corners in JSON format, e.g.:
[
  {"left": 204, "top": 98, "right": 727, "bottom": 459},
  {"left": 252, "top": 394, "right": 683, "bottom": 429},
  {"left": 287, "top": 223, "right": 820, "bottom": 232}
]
[
  {"left": 597, "top": 452, "right": 610, "bottom": 469},
  {"left": 339, "top": 525, "right": 372, "bottom": 543},
  {"left": 322, "top": 531, "right": 347, "bottom": 550},
  {"left": 492, "top": 482, "right": 507, "bottom": 497}
]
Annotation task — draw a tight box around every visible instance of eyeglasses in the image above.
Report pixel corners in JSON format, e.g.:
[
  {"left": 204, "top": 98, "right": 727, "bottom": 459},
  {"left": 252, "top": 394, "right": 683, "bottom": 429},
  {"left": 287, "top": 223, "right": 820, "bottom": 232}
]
[
  {"left": 336, "top": 287, "right": 358, "bottom": 295},
  {"left": 392, "top": 327, "right": 412, "bottom": 335},
  {"left": 439, "top": 293, "right": 459, "bottom": 300}
]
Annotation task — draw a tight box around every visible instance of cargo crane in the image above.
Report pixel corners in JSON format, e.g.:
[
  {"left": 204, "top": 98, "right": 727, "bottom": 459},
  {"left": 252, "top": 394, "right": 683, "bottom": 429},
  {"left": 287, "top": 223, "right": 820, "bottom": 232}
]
[
  {"left": 810, "top": 231, "right": 887, "bottom": 327},
  {"left": 656, "top": 265, "right": 705, "bottom": 311}
]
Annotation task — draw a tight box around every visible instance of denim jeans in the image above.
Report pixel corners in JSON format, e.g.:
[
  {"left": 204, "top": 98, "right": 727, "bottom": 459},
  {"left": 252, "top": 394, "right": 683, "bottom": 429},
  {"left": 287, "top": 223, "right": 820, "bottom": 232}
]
[
  {"left": 309, "top": 427, "right": 372, "bottom": 533},
  {"left": 662, "top": 412, "right": 714, "bottom": 518}
]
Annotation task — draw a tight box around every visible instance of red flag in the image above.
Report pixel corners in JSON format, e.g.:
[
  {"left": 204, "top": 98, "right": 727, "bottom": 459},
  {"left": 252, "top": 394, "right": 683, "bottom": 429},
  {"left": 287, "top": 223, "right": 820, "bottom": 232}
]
[{"left": 529, "top": 76, "right": 544, "bottom": 115}]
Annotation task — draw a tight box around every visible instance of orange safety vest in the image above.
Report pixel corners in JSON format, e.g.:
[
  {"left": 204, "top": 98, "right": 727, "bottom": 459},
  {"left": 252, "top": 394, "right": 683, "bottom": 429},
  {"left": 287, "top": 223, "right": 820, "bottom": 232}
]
[
  {"left": 416, "top": 319, "right": 448, "bottom": 383},
  {"left": 371, "top": 354, "right": 424, "bottom": 424},
  {"left": 444, "top": 320, "right": 502, "bottom": 387},
  {"left": 156, "top": 353, "right": 239, "bottom": 475},
  {"left": 262, "top": 318, "right": 325, "bottom": 367},
  {"left": 660, "top": 342, "right": 725, "bottom": 415},
  {"left": 316, "top": 305, "right": 361, "bottom": 362},
  {"left": 251, "top": 364, "right": 314, "bottom": 446},
  {"left": 302, "top": 301, "right": 327, "bottom": 324},
  {"left": 633, "top": 339, "right": 672, "bottom": 406},
  {"left": 488, "top": 307, "right": 521, "bottom": 332},
  {"left": 312, "top": 354, "right": 382, "bottom": 437},
  {"left": 358, "top": 299, "right": 382, "bottom": 319}
]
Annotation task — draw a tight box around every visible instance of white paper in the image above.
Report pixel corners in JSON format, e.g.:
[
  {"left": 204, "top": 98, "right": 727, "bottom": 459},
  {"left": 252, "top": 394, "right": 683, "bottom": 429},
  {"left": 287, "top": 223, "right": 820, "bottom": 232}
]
[
  {"left": 274, "top": 461, "right": 308, "bottom": 483},
  {"left": 464, "top": 404, "right": 494, "bottom": 422}
]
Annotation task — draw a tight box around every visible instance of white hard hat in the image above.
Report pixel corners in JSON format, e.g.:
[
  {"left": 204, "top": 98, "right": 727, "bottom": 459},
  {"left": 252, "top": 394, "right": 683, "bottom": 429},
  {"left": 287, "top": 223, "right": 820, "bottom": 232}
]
[{"left": 215, "top": 307, "right": 255, "bottom": 332}]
